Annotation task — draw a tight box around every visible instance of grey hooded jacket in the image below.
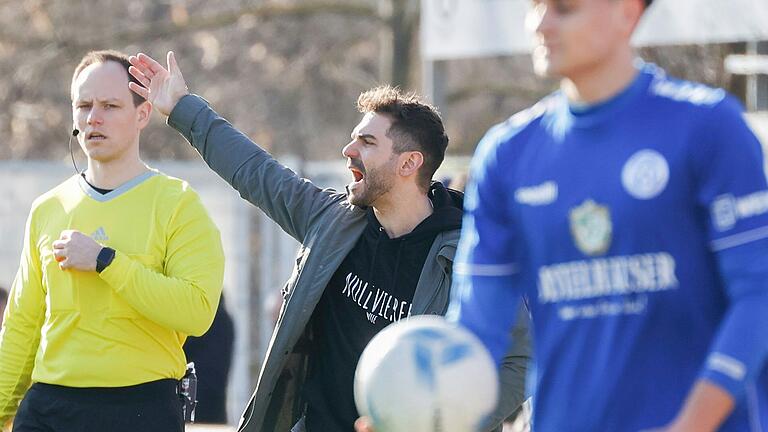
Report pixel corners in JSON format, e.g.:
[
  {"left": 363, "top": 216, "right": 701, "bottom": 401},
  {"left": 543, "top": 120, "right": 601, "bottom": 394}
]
[{"left": 168, "top": 95, "right": 530, "bottom": 432}]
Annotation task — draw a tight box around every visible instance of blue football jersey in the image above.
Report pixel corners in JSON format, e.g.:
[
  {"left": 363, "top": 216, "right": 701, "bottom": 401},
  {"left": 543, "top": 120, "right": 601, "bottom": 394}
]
[{"left": 452, "top": 64, "right": 768, "bottom": 431}]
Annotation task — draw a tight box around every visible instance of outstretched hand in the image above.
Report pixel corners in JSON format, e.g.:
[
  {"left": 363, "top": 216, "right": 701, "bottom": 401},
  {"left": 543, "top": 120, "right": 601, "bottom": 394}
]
[{"left": 128, "top": 51, "right": 189, "bottom": 117}]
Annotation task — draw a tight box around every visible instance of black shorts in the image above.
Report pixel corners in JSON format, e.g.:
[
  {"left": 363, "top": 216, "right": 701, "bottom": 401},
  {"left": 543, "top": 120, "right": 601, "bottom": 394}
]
[{"left": 13, "top": 379, "right": 184, "bottom": 432}]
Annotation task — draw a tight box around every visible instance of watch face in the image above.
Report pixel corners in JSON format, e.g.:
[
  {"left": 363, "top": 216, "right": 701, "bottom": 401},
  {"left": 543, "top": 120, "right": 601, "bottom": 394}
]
[{"left": 96, "top": 247, "right": 115, "bottom": 273}]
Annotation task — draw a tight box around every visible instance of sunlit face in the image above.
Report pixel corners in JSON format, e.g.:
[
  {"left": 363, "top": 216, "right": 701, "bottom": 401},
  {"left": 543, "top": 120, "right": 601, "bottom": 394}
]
[
  {"left": 71, "top": 61, "right": 150, "bottom": 164},
  {"left": 526, "top": 0, "right": 634, "bottom": 78},
  {"left": 341, "top": 112, "right": 399, "bottom": 207}
]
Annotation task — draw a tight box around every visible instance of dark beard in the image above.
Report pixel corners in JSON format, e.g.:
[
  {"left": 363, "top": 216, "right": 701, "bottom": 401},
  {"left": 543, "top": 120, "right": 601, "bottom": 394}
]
[{"left": 348, "top": 161, "right": 395, "bottom": 207}]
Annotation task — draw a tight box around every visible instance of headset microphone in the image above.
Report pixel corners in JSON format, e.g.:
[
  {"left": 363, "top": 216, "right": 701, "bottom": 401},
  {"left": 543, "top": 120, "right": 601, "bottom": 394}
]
[{"left": 69, "top": 128, "right": 81, "bottom": 174}]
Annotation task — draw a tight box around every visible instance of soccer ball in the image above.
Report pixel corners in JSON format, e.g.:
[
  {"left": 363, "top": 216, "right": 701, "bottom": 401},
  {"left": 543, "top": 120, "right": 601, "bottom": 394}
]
[{"left": 354, "top": 315, "right": 499, "bottom": 432}]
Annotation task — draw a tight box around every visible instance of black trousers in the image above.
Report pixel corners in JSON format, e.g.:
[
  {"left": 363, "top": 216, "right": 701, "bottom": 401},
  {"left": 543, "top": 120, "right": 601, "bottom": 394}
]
[{"left": 13, "top": 380, "right": 184, "bottom": 432}]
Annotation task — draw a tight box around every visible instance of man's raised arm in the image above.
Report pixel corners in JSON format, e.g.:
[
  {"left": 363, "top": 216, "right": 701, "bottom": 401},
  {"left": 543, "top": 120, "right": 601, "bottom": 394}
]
[{"left": 128, "top": 51, "right": 338, "bottom": 243}]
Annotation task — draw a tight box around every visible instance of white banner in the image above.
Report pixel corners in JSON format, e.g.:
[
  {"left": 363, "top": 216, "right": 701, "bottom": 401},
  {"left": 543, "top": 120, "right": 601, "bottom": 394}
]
[{"left": 422, "top": 0, "right": 768, "bottom": 61}]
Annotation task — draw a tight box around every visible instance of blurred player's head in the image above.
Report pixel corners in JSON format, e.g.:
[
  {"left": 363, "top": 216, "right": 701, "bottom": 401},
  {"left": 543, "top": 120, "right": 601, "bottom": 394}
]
[
  {"left": 71, "top": 50, "right": 152, "bottom": 164},
  {"left": 343, "top": 86, "right": 448, "bottom": 207},
  {"left": 527, "top": 0, "right": 649, "bottom": 79},
  {"left": 0, "top": 286, "right": 8, "bottom": 327}
]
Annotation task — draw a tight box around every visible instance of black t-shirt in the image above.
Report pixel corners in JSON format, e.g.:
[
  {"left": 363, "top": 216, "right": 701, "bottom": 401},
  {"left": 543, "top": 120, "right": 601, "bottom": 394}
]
[{"left": 303, "top": 183, "right": 463, "bottom": 432}]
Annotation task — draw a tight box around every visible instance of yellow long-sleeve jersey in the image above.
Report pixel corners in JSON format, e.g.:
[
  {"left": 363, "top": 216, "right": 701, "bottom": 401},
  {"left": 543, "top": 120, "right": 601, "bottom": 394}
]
[{"left": 0, "top": 170, "right": 225, "bottom": 423}]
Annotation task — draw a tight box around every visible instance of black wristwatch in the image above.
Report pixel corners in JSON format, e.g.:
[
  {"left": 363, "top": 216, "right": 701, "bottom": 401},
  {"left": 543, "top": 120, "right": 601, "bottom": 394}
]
[{"left": 96, "top": 247, "right": 116, "bottom": 273}]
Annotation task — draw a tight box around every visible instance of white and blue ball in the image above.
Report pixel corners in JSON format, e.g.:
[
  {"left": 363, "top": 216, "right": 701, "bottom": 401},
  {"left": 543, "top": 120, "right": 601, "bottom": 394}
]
[{"left": 354, "top": 315, "right": 499, "bottom": 432}]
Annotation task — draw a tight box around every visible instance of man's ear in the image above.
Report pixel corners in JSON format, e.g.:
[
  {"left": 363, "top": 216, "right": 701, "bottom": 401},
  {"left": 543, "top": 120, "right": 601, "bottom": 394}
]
[
  {"left": 399, "top": 151, "right": 425, "bottom": 178},
  {"left": 137, "top": 100, "right": 152, "bottom": 129}
]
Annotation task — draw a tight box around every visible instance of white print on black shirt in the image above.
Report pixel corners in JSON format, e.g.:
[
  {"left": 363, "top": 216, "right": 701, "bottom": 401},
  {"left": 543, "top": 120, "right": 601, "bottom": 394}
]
[{"left": 341, "top": 272, "right": 413, "bottom": 324}]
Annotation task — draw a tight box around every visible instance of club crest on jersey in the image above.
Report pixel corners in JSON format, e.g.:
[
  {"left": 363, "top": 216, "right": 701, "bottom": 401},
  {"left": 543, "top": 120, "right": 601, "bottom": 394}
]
[
  {"left": 569, "top": 200, "right": 612, "bottom": 256},
  {"left": 621, "top": 149, "right": 669, "bottom": 200}
]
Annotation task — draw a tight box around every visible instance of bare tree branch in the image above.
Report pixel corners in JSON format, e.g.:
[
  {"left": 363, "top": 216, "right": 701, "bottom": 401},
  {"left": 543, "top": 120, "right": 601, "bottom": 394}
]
[{"left": 0, "top": 2, "right": 381, "bottom": 50}]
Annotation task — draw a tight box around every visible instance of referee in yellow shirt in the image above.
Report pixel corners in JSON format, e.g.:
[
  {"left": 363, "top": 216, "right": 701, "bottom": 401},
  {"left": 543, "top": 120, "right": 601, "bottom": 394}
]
[{"left": 0, "top": 50, "right": 225, "bottom": 432}]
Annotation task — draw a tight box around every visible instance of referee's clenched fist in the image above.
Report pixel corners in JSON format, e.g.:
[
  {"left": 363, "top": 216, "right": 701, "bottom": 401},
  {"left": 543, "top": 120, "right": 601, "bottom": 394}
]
[{"left": 52, "top": 230, "right": 102, "bottom": 271}]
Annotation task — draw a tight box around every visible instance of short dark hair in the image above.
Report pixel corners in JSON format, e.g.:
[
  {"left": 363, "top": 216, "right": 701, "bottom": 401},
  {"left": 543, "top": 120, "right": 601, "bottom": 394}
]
[
  {"left": 72, "top": 50, "right": 144, "bottom": 106},
  {"left": 357, "top": 86, "right": 449, "bottom": 191}
]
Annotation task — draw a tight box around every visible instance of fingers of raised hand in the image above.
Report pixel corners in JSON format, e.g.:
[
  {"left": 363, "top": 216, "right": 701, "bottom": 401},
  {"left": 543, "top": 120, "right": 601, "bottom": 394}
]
[
  {"left": 128, "top": 55, "right": 146, "bottom": 76},
  {"left": 128, "top": 81, "right": 150, "bottom": 101},
  {"left": 128, "top": 65, "right": 151, "bottom": 88},
  {"left": 167, "top": 51, "right": 184, "bottom": 77},
  {"left": 136, "top": 52, "right": 166, "bottom": 74},
  {"left": 129, "top": 54, "right": 167, "bottom": 84}
]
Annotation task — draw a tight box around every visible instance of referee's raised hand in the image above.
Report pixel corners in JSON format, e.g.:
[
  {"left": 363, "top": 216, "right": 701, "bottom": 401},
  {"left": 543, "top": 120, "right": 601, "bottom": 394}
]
[{"left": 128, "top": 51, "right": 189, "bottom": 117}]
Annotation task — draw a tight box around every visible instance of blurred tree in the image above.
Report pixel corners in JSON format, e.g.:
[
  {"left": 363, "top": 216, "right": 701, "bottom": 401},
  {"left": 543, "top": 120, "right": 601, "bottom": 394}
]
[
  {"left": 378, "top": 0, "right": 419, "bottom": 89},
  {"left": 0, "top": 0, "right": 749, "bottom": 159},
  {"left": 0, "top": 0, "right": 419, "bottom": 161}
]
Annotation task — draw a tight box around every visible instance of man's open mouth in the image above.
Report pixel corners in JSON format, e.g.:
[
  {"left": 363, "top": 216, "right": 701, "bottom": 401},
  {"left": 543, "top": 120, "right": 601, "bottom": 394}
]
[{"left": 351, "top": 168, "right": 364, "bottom": 183}]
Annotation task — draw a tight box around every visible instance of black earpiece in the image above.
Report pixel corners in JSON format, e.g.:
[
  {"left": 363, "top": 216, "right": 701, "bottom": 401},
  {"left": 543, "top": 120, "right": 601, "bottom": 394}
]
[{"left": 69, "top": 129, "right": 81, "bottom": 174}]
